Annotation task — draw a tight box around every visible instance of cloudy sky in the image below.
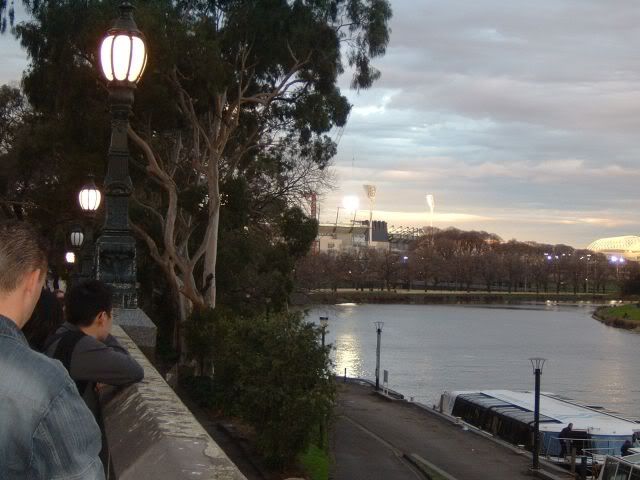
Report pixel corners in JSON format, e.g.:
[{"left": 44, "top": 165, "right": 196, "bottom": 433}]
[{"left": 3, "top": 1, "right": 640, "bottom": 247}]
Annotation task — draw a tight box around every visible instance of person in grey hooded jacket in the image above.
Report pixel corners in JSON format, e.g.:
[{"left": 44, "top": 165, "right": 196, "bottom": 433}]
[{"left": 44, "top": 280, "right": 144, "bottom": 415}]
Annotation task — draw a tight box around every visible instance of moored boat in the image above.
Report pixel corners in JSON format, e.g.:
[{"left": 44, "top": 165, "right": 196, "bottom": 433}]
[{"left": 439, "top": 390, "right": 639, "bottom": 463}]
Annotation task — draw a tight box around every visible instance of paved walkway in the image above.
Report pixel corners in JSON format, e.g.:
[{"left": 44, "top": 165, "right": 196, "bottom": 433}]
[{"left": 330, "top": 381, "right": 571, "bottom": 480}]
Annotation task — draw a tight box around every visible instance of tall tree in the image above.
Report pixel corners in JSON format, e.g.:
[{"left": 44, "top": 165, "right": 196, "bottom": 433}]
[{"left": 2, "top": 0, "right": 392, "bottom": 323}]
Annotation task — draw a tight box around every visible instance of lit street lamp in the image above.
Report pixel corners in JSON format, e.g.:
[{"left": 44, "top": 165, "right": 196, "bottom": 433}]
[
  {"left": 530, "top": 357, "right": 546, "bottom": 471},
  {"left": 319, "top": 316, "right": 329, "bottom": 347},
  {"left": 374, "top": 321, "right": 384, "bottom": 390},
  {"left": 78, "top": 175, "right": 102, "bottom": 214},
  {"left": 65, "top": 251, "right": 76, "bottom": 264},
  {"left": 77, "top": 175, "right": 102, "bottom": 281},
  {"left": 95, "top": 1, "right": 147, "bottom": 308},
  {"left": 70, "top": 225, "right": 85, "bottom": 249}
]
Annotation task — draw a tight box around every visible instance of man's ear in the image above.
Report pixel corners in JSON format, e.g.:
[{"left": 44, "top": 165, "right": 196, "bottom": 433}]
[
  {"left": 24, "top": 269, "right": 44, "bottom": 296},
  {"left": 95, "top": 311, "right": 108, "bottom": 327}
]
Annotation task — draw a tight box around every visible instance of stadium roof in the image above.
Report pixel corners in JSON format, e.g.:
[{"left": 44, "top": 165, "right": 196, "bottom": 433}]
[{"left": 587, "top": 235, "right": 640, "bottom": 255}]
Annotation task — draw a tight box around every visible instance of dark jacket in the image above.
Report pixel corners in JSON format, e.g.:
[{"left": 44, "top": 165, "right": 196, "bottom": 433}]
[{"left": 45, "top": 322, "right": 144, "bottom": 414}]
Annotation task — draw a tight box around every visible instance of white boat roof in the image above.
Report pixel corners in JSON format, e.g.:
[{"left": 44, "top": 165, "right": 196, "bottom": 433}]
[{"left": 450, "top": 390, "right": 639, "bottom": 436}]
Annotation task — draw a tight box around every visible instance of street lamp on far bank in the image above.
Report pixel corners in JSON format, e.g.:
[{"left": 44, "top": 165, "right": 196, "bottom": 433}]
[
  {"left": 319, "top": 316, "right": 329, "bottom": 348},
  {"left": 529, "top": 357, "right": 546, "bottom": 471},
  {"left": 374, "top": 321, "right": 384, "bottom": 390},
  {"left": 95, "top": 1, "right": 148, "bottom": 308}
]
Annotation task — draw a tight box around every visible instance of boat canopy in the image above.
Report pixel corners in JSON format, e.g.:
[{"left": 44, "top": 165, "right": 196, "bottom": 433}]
[{"left": 442, "top": 390, "right": 639, "bottom": 436}]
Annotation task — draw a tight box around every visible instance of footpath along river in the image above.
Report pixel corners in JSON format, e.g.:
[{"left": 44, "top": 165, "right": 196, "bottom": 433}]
[{"left": 307, "top": 303, "right": 640, "bottom": 418}]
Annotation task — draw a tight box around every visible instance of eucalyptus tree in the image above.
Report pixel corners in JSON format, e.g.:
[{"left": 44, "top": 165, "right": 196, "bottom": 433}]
[{"left": 1, "top": 0, "right": 392, "bottom": 316}]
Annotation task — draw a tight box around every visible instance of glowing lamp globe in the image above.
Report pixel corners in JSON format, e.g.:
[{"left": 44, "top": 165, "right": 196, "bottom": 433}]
[
  {"left": 100, "top": 2, "right": 147, "bottom": 84},
  {"left": 65, "top": 251, "right": 76, "bottom": 264},
  {"left": 70, "top": 227, "right": 85, "bottom": 248},
  {"left": 78, "top": 177, "right": 102, "bottom": 213}
]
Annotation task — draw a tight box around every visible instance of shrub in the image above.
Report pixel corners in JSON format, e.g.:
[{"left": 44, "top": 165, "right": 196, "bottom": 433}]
[{"left": 184, "top": 307, "right": 334, "bottom": 469}]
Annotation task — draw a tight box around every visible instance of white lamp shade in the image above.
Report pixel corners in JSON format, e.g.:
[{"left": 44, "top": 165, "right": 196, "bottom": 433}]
[
  {"left": 65, "top": 252, "right": 76, "bottom": 264},
  {"left": 100, "top": 33, "right": 147, "bottom": 83},
  {"left": 78, "top": 187, "right": 102, "bottom": 212},
  {"left": 70, "top": 231, "right": 85, "bottom": 248}
]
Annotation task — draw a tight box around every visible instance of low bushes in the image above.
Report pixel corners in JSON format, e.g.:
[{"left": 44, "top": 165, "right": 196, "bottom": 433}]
[{"left": 183, "top": 307, "right": 334, "bottom": 469}]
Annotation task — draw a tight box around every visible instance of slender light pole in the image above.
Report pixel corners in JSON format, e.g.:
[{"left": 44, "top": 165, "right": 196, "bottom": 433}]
[
  {"left": 319, "top": 316, "right": 329, "bottom": 348},
  {"left": 426, "top": 194, "right": 435, "bottom": 229},
  {"left": 530, "top": 357, "right": 546, "bottom": 471},
  {"left": 96, "top": 1, "right": 148, "bottom": 308},
  {"left": 374, "top": 321, "right": 384, "bottom": 390},
  {"left": 363, "top": 185, "right": 377, "bottom": 246}
]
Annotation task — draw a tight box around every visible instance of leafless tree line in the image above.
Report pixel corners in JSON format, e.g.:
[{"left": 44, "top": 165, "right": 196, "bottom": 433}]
[{"left": 295, "top": 227, "right": 629, "bottom": 294}]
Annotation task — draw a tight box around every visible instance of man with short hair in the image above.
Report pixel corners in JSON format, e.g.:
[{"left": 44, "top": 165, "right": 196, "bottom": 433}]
[
  {"left": 0, "top": 220, "right": 104, "bottom": 479},
  {"left": 45, "top": 279, "right": 144, "bottom": 415}
]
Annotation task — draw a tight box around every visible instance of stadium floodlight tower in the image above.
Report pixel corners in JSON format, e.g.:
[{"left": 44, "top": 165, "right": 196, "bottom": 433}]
[
  {"left": 363, "top": 184, "right": 377, "bottom": 246},
  {"left": 426, "top": 194, "right": 435, "bottom": 229}
]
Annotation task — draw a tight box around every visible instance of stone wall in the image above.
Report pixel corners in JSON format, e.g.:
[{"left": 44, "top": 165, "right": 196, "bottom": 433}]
[{"left": 100, "top": 325, "right": 246, "bottom": 480}]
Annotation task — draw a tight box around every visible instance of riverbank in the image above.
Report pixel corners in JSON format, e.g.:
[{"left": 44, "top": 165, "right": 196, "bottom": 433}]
[
  {"left": 593, "top": 304, "right": 640, "bottom": 330},
  {"left": 292, "top": 289, "right": 617, "bottom": 306}
]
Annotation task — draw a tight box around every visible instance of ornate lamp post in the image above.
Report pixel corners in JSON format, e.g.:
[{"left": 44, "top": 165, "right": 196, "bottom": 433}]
[
  {"left": 530, "top": 357, "right": 546, "bottom": 471},
  {"left": 96, "top": 1, "right": 147, "bottom": 308},
  {"left": 374, "top": 321, "right": 384, "bottom": 390},
  {"left": 77, "top": 176, "right": 102, "bottom": 281}
]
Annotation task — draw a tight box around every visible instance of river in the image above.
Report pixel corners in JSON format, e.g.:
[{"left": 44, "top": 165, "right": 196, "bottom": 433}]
[{"left": 307, "top": 303, "right": 640, "bottom": 418}]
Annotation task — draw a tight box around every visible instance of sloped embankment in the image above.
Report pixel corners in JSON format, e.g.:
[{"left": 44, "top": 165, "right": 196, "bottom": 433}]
[{"left": 593, "top": 304, "right": 640, "bottom": 330}]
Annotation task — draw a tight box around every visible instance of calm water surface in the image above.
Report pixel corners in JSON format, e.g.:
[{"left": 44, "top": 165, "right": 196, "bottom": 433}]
[{"left": 307, "top": 303, "right": 640, "bottom": 418}]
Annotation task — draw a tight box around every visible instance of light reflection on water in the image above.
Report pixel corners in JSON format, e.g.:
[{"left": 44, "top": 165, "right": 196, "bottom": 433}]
[{"left": 307, "top": 304, "right": 640, "bottom": 418}]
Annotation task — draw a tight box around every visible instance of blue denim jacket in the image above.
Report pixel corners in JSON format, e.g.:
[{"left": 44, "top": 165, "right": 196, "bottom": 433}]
[{"left": 0, "top": 314, "right": 104, "bottom": 479}]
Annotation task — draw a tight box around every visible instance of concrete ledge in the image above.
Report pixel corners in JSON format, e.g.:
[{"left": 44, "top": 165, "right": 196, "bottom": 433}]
[
  {"left": 101, "top": 326, "right": 246, "bottom": 480},
  {"left": 112, "top": 308, "right": 157, "bottom": 352}
]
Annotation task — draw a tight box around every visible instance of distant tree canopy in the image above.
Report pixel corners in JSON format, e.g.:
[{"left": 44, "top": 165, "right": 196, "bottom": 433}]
[
  {"left": 296, "top": 227, "right": 619, "bottom": 295},
  {"left": 0, "top": 0, "right": 392, "bottom": 338}
]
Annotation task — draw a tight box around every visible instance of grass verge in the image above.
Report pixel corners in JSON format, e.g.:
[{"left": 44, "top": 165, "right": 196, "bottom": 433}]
[
  {"left": 594, "top": 304, "right": 640, "bottom": 329},
  {"left": 299, "top": 443, "right": 329, "bottom": 480}
]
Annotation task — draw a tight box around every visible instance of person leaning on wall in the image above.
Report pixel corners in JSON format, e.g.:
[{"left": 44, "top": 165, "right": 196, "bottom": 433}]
[
  {"left": 0, "top": 220, "right": 104, "bottom": 479},
  {"left": 44, "top": 279, "right": 144, "bottom": 416}
]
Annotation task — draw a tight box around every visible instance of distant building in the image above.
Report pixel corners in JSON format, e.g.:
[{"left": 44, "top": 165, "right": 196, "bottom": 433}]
[
  {"left": 587, "top": 236, "right": 640, "bottom": 262},
  {"left": 317, "top": 220, "right": 389, "bottom": 253},
  {"left": 317, "top": 220, "right": 426, "bottom": 253}
]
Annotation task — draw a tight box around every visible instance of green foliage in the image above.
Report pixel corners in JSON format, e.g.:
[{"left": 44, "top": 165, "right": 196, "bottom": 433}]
[
  {"left": 181, "top": 375, "right": 218, "bottom": 409},
  {"left": 280, "top": 206, "right": 319, "bottom": 258},
  {"left": 621, "top": 266, "right": 640, "bottom": 296},
  {"left": 299, "top": 442, "right": 330, "bottom": 480},
  {"left": 184, "top": 307, "right": 217, "bottom": 375},
  {"left": 184, "top": 307, "right": 335, "bottom": 469}
]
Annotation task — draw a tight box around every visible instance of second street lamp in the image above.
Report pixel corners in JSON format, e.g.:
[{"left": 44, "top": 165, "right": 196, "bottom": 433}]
[
  {"left": 78, "top": 175, "right": 102, "bottom": 281},
  {"left": 319, "top": 316, "right": 329, "bottom": 348},
  {"left": 374, "top": 321, "right": 384, "bottom": 390},
  {"left": 95, "top": 1, "right": 147, "bottom": 308},
  {"left": 529, "top": 357, "right": 546, "bottom": 471}
]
